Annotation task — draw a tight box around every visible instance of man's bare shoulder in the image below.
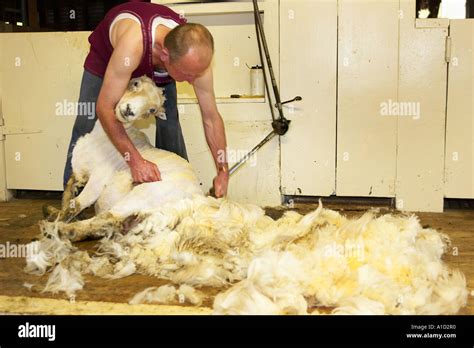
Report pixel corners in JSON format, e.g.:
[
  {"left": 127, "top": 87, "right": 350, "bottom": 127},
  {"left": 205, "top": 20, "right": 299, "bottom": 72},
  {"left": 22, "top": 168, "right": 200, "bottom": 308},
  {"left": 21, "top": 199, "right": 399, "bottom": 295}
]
[{"left": 110, "top": 18, "right": 143, "bottom": 49}]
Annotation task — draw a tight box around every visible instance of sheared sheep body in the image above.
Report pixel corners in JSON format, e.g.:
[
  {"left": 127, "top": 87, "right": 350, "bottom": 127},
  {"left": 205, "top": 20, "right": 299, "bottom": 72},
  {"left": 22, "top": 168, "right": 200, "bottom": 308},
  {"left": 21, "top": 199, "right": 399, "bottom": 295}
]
[{"left": 47, "top": 76, "right": 203, "bottom": 241}]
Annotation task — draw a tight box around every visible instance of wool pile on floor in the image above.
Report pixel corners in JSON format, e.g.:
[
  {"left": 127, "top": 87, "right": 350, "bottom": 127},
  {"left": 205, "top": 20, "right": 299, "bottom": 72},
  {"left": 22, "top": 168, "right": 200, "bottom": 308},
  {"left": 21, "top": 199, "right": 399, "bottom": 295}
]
[{"left": 26, "top": 196, "right": 468, "bottom": 314}]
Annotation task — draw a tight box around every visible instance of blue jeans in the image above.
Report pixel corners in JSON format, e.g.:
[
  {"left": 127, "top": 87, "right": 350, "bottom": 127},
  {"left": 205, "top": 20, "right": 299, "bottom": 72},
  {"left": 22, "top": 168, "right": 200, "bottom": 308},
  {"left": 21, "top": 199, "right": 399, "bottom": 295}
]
[{"left": 63, "top": 70, "right": 188, "bottom": 187}]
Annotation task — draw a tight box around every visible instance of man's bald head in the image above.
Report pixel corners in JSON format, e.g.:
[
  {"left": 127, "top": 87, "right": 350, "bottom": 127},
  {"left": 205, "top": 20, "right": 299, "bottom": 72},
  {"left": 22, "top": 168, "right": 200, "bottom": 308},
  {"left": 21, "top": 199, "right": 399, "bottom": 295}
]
[{"left": 164, "top": 23, "right": 214, "bottom": 64}]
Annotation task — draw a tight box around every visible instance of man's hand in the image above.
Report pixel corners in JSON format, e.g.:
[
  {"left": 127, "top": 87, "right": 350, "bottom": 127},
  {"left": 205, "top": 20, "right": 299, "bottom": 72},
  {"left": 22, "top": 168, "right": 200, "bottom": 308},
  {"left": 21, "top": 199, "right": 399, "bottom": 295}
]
[
  {"left": 212, "top": 170, "right": 229, "bottom": 198},
  {"left": 128, "top": 156, "right": 162, "bottom": 183}
]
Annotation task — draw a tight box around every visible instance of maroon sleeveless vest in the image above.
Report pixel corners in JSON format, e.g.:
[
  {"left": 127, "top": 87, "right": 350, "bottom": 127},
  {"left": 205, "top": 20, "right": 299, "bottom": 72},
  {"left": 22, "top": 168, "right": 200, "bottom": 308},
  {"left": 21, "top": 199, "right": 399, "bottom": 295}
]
[{"left": 83, "top": 2, "right": 187, "bottom": 85}]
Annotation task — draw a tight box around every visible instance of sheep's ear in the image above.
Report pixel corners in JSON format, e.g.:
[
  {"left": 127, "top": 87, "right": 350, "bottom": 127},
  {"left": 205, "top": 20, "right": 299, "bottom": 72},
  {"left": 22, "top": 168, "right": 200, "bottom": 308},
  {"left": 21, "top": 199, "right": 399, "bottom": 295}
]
[{"left": 129, "top": 79, "right": 141, "bottom": 91}]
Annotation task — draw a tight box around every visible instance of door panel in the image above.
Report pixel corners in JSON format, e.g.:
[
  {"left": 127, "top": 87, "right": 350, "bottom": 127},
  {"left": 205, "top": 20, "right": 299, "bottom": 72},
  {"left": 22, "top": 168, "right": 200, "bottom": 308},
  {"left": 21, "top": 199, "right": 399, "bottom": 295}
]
[
  {"left": 280, "top": 0, "right": 337, "bottom": 196},
  {"left": 336, "top": 0, "right": 399, "bottom": 197},
  {"left": 396, "top": 0, "right": 448, "bottom": 212},
  {"left": 444, "top": 20, "right": 474, "bottom": 199}
]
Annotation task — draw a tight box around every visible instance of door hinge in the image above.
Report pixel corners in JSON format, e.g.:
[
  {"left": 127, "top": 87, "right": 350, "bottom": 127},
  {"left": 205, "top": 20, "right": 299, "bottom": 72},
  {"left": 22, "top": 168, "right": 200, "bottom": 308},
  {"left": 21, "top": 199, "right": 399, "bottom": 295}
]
[
  {"left": 0, "top": 126, "right": 42, "bottom": 138},
  {"left": 445, "top": 36, "right": 452, "bottom": 63}
]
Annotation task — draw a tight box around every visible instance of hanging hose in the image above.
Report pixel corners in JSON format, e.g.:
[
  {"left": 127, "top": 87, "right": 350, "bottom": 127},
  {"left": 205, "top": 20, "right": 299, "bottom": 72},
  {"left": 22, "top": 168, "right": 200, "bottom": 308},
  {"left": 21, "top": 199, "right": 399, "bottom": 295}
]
[
  {"left": 252, "top": 0, "right": 288, "bottom": 125},
  {"left": 254, "top": 6, "right": 275, "bottom": 122}
]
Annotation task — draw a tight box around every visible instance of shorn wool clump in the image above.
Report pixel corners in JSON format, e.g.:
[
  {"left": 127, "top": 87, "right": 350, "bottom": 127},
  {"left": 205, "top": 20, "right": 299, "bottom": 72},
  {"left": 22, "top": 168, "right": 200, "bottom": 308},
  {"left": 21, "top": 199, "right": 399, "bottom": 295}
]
[{"left": 27, "top": 197, "right": 468, "bottom": 315}]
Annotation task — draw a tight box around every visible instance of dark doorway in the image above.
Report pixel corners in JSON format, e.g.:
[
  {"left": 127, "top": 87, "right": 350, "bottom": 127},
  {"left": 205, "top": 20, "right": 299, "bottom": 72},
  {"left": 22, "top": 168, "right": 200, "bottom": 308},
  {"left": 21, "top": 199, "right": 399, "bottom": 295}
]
[{"left": 0, "top": 0, "right": 127, "bottom": 32}]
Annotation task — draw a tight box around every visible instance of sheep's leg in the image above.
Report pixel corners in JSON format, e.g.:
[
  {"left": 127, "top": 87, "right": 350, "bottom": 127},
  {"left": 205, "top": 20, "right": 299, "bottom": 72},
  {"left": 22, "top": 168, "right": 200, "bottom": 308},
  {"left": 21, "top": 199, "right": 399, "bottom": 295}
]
[
  {"left": 57, "top": 213, "right": 121, "bottom": 242},
  {"left": 43, "top": 175, "right": 78, "bottom": 221},
  {"left": 42, "top": 205, "right": 60, "bottom": 221},
  {"left": 59, "top": 173, "right": 106, "bottom": 223},
  {"left": 61, "top": 174, "right": 78, "bottom": 212},
  {"left": 55, "top": 212, "right": 140, "bottom": 242}
]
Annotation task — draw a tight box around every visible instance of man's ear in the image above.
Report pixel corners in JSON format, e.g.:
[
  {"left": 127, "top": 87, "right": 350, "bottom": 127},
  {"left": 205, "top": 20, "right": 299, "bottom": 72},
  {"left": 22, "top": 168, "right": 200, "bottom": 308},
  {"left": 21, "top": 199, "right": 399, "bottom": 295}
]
[{"left": 160, "top": 47, "right": 170, "bottom": 64}]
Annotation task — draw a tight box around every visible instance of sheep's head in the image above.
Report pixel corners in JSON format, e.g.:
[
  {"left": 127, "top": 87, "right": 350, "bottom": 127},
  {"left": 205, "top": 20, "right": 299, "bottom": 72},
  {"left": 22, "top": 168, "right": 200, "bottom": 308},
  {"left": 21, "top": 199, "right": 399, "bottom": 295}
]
[{"left": 115, "top": 76, "right": 165, "bottom": 123}]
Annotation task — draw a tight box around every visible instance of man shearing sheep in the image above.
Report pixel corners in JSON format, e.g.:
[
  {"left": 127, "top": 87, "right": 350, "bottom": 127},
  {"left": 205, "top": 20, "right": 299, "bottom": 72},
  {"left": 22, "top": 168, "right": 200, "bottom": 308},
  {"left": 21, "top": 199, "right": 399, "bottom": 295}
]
[{"left": 63, "top": 1, "right": 229, "bottom": 198}]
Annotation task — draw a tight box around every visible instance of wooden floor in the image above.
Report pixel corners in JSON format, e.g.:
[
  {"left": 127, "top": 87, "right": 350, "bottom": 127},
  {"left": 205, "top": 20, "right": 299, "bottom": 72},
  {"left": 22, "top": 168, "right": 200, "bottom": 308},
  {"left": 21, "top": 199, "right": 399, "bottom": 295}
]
[{"left": 0, "top": 196, "right": 472, "bottom": 315}]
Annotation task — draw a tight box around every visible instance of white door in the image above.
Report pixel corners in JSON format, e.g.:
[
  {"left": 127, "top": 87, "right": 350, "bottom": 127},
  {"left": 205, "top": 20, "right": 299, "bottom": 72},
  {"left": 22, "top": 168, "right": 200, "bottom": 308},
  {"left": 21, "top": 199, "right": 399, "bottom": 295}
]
[
  {"left": 280, "top": 0, "right": 338, "bottom": 197},
  {"left": 444, "top": 19, "right": 474, "bottom": 198}
]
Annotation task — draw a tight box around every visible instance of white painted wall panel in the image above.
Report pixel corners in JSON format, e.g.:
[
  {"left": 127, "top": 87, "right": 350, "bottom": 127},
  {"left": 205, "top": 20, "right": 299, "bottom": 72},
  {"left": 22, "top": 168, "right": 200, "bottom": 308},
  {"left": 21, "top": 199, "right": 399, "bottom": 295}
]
[
  {"left": 280, "top": 0, "right": 337, "bottom": 197},
  {"left": 336, "top": 0, "right": 399, "bottom": 197},
  {"left": 444, "top": 19, "right": 474, "bottom": 199},
  {"left": 1, "top": 32, "right": 89, "bottom": 190},
  {"left": 396, "top": 0, "right": 448, "bottom": 212},
  {"left": 0, "top": 34, "right": 13, "bottom": 201}
]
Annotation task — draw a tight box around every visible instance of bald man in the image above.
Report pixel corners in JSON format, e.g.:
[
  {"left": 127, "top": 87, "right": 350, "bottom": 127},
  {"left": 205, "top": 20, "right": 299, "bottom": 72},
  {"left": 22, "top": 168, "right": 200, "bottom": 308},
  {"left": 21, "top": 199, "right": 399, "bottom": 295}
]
[{"left": 63, "top": 2, "right": 229, "bottom": 198}]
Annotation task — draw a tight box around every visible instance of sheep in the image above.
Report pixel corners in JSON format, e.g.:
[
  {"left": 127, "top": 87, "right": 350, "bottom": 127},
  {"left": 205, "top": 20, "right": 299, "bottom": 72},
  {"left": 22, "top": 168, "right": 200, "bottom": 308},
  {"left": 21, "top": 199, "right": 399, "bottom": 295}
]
[{"left": 45, "top": 76, "right": 203, "bottom": 241}]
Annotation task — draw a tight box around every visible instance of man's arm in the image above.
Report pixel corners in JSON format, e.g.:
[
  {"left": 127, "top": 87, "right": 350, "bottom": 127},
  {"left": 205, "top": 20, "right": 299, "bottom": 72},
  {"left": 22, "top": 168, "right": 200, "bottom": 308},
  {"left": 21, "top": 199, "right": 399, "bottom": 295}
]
[
  {"left": 96, "top": 23, "right": 161, "bottom": 183},
  {"left": 193, "top": 67, "right": 229, "bottom": 197}
]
